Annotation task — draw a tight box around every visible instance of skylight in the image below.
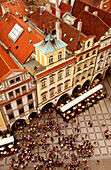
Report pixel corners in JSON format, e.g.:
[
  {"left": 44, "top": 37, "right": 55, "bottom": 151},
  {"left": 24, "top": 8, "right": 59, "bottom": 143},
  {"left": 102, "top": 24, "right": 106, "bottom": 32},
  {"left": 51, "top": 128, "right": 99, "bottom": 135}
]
[
  {"left": 63, "top": 33, "right": 66, "bottom": 37},
  {"left": 8, "top": 24, "right": 24, "bottom": 43},
  {"left": 25, "top": 8, "right": 28, "bottom": 12},
  {"left": 70, "top": 38, "right": 73, "bottom": 41},
  {"left": 15, "top": 11, "right": 19, "bottom": 15}
]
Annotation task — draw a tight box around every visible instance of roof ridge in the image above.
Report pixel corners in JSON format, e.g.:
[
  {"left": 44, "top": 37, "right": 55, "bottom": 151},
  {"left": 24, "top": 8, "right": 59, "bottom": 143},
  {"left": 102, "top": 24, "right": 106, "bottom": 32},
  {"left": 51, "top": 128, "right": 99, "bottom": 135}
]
[{"left": 0, "top": 53, "right": 12, "bottom": 71}]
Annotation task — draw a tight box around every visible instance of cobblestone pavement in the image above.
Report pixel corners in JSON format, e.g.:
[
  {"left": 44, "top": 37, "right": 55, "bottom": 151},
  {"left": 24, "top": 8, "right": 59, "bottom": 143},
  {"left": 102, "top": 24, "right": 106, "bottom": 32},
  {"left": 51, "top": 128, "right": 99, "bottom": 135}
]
[{"left": 0, "top": 75, "right": 111, "bottom": 170}]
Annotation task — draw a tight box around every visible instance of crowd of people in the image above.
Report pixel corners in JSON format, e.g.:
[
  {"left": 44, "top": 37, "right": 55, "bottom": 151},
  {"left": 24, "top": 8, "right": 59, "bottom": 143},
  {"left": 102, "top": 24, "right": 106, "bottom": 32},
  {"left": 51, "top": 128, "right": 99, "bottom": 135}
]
[{"left": 8, "top": 108, "right": 95, "bottom": 170}]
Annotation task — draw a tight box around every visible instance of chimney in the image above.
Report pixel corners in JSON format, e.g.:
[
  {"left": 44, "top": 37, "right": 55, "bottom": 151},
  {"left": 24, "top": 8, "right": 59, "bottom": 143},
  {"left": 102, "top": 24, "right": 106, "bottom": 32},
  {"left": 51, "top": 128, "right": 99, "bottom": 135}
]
[
  {"left": 100, "top": 0, "right": 104, "bottom": 9},
  {"left": 84, "top": 6, "right": 89, "bottom": 12},
  {"left": 71, "top": 0, "right": 76, "bottom": 6},
  {"left": 93, "top": 11, "right": 98, "bottom": 16},
  {"left": 56, "top": 20, "right": 62, "bottom": 40},
  {"left": 56, "top": 8, "right": 60, "bottom": 18},
  {"left": 56, "top": 0, "right": 59, "bottom": 8},
  {"left": 77, "top": 19, "right": 82, "bottom": 32},
  {"left": 45, "top": 3, "right": 52, "bottom": 13},
  {"left": 11, "top": 0, "right": 15, "bottom": 5},
  {"left": 40, "top": 6, "right": 44, "bottom": 15},
  {"left": 64, "top": 0, "right": 68, "bottom": 4}
]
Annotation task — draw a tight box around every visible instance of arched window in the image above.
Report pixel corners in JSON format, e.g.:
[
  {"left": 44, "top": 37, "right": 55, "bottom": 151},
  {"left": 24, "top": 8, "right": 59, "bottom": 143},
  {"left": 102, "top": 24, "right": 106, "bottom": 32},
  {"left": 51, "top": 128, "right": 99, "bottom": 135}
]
[
  {"left": 58, "top": 51, "right": 62, "bottom": 60},
  {"left": 86, "top": 53, "right": 89, "bottom": 58},
  {"left": 87, "top": 41, "right": 90, "bottom": 47},
  {"left": 79, "top": 56, "right": 83, "bottom": 61},
  {"left": 92, "top": 50, "right": 96, "bottom": 55},
  {"left": 49, "top": 55, "right": 53, "bottom": 64}
]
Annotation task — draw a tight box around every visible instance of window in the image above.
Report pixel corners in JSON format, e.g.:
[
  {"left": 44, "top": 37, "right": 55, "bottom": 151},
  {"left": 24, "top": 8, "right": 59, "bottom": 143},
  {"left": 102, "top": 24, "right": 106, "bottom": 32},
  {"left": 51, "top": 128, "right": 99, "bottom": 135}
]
[
  {"left": 50, "top": 90, "right": 54, "bottom": 98},
  {"left": 10, "top": 79, "right": 14, "bottom": 85},
  {"left": 66, "top": 68, "right": 70, "bottom": 77},
  {"left": 87, "top": 41, "right": 90, "bottom": 47},
  {"left": 15, "top": 89, "right": 20, "bottom": 96},
  {"left": 79, "top": 56, "right": 83, "bottom": 61},
  {"left": 82, "top": 73, "right": 85, "bottom": 80},
  {"left": 42, "top": 94, "right": 46, "bottom": 101},
  {"left": 22, "top": 86, "right": 26, "bottom": 93},
  {"left": 58, "top": 86, "right": 61, "bottom": 93},
  {"left": 88, "top": 70, "right": 91, "bottom": 76},
  {"left": 19, "top": 108, "right": 24, "bottom": 115},
  {"left": 9, "top": 91, "right": 14, "bottom": 98},
  {"left": 29, "top": 103, "right": 33, "bottom": 109},
  {"left": 8, "top": 113, "right": 14, "bottom": 120},
  {"left": 5, "top": 104, "right": 11, "bottom": 110},
  {"left": 86, "top": 53, "right": 89, "bottom": 58},
  {"left": 16, "top": 77, "right": 20, "bottom": 82},
  {"left": 49, "top": 55, "right": 53, "bottom": 64},
  {"left": 50, "top": 77, "right": 54, "bottom": 84},
  {"left": 58, "top": 51, "right": 62, "bottom": 60},
  {"left": 28, "top": 93, "right": 32, "bottom": 100},
  {"left": 42, "top": 81, "right": 46, "bottom": 88},
  {"left": 17, "top": 98, "right": 22, "bottom": 105},
  {"left": 90, "top": 60, "right": 93, "bottom": 65},
  {"left": 65, "top": 82, "right": 68, "bottom": 89},
  {"left": 76, "top": 78, "right": 79, "bottom": 83},
  {"left": 84, "top": 63, "right": 87, "bottom": 68},
  {"left": 8, "top": 24, "right": 24, "bottom": 43},
  {"left": 58, "top": 72, "right": 62, "bottom": 80},
  {"left": 77, "top": 66, "right": 81, "bottom": 72},
  {"left": 92, "top": 50, "right": 96, "bottom": 55},
  {"left": 100, "top": 54, "right": 103, "bottom": 59}
]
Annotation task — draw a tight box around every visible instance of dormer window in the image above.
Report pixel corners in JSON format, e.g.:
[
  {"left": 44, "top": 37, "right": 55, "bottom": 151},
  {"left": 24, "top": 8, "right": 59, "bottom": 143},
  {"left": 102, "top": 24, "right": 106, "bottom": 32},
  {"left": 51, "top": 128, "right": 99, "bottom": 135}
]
[
  {"left": 58, "top": 51, "right": 62, "bottom": 61},
  {"left": 49, "top": 55, "right": 53, "bottom": 65}
]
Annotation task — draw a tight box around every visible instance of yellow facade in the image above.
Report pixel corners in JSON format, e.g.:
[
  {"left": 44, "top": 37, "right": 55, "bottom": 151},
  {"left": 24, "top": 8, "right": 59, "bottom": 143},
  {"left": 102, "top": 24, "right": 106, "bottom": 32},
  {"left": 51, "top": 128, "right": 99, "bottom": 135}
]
[{"left": 0, "top": 110, "right": 7, "bottom": 131}]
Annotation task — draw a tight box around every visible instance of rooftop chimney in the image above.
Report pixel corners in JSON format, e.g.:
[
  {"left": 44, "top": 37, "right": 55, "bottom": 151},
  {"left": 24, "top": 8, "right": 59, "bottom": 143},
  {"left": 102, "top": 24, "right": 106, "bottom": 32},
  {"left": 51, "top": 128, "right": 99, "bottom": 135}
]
[
  {"left": 64, "top": 0, "right": 68, "bottom": 4},
  {"left": 56, "top": 0, "right": 59, "bottom": 8},
  {"left": 77, "top": 19, "right": 82, "bottom": 32},
  {"left": 56, "top": 8, "right": 60, "bottom": 18},
  {"left": 93, "top": 11, "right": 98, "bottom": 16},
  {"left": 11, "top": 0, "right": 15, "bottom": 5},
  {"left": 84, "top": 6, "right": 89, "bottom": 12},
  {"left": 56, "top": 20, "right": 62, "bottom": 40},
  {"left": 100, "top": 0, "right": 104, "bottom": 9},
  {"left": 45, "top": 3, "right": 52, "bottom": 13},
  {"left": 40, "top": 6, "right": 44, "bottom": 15}
]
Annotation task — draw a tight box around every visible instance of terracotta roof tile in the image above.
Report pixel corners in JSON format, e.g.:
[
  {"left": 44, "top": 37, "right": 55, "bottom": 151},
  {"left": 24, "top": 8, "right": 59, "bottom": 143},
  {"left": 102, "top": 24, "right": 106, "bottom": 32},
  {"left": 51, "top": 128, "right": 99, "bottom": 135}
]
[
  {"left": 60, "top": 1, "right": 72, "bottom": 13},
  {"left": 29, "top": 8, "right": 87, "bottom": 52},
  {"left": 0, "top": 45, "right": 26, "bottom": 82},
  {"left": 0, "top": 12, "right": 44, "bottom": 64},
  {"left": 2, "top": 0, "right": 30, "bottom": 18},
  {"left": 74, "top": 10, "right": 110, "bottom": 42},
  {"left": 72, "top": 0, "right": 111, "bottom": 27}
]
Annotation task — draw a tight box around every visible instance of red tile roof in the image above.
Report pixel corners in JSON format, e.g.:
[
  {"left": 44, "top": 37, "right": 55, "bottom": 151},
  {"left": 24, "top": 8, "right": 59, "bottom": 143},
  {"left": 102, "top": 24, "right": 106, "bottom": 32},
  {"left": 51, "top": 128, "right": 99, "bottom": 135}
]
[
  {"left": 0, "top": 45, "right": 26, "bottom": 82},
  {"left": 74, "top": 10, "right": 110, "bottom": 42},
  {"left": 72, "top": 0, "right": 111, "bottom": 27},
  {"left": 0, "top": 6, "right": 2, "bottom": 15},
  {"left": 29, "top": 8, "right": 87, "bottom": 52},
  {"left": 2, "top": 0, "right": 30, "bottom": 18},
  {"left": 81, "top": 0, "right": 102, "bottom": 6},
  {"left": 0, "top": 12, "right": 44, "bottom": 64},
  {"left": 60, "top": 1, "right": 72, "bottom": 13}
]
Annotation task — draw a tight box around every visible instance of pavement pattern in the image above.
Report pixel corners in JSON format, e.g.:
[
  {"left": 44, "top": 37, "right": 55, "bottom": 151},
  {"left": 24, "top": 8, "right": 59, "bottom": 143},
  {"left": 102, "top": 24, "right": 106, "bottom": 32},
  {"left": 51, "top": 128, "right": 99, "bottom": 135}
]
[{"left": 0, "top": 75, "right": 111, "bottom": 170}]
